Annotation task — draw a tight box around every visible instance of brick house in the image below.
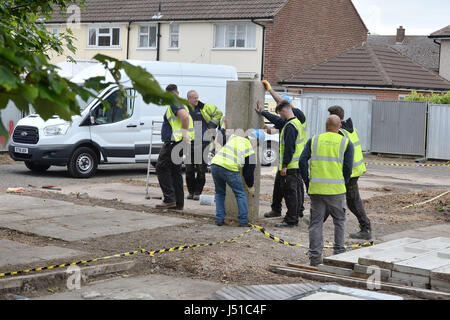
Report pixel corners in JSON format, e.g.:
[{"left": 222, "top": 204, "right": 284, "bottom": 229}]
[
  {"left": 48, "top": 0, "right": 368, "bottom": 84},
  {"left": 279, "top": 43, "right": 450, "bottom": 100}
]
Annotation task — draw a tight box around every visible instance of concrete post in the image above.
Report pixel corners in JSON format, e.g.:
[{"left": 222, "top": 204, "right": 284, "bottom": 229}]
[{"left": 224, "top": 80, "right": 265, "bottom": 222}]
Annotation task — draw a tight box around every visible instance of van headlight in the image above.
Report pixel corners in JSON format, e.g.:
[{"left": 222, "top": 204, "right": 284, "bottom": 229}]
[{"left": 43, "top": 123, "right": 70, "bottom": 136}]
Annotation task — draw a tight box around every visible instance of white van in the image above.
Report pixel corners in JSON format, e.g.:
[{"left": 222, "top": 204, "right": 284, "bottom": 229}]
[{"left": 8, "top": 60, "right": 238, "bottom": 178}]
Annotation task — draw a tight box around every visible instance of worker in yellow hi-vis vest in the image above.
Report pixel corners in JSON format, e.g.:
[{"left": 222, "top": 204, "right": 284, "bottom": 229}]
[
  {"left": 327, "top": 105, "right": 372, "bottom": 240},
  {"left": 211, "top": 129, "right": 265, "bottom": 227},
  {"left": 155, "top": 84, "right": 194, "bottom": 211},
  {"left": 185, "top": 90, "right": 223, "bottom": 201},
  {"left": 299, "top": 115, "right": 354, "bottom": 266}
]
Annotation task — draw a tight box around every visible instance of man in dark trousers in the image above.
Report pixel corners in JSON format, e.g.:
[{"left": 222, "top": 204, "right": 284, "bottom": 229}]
[
  {"left": 299, "top": 115, "right": 354, "bottom": 266},
  {"left": 256, "top": 80, "right": 308, "bottom": 226},
  {"left": 185, "top": 90, "right": 223, "bottom": 200},
  {"left": 155, "top": 84, "right": 194, "bottom": 211},
  {"left": 326, "top": 105, "right": 372, "bottom": 240},
  {"left": 264, "top": 100, "right": 306, "bottom": 227}
]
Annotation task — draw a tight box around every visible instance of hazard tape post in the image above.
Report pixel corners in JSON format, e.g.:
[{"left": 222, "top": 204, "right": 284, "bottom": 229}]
[{"left": 0, "top": 225, "right": 373, "bottom": 279}]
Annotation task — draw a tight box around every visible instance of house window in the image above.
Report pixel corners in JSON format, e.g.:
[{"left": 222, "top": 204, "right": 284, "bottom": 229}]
[
  {"left": 214, "top": 23, "right": 256, "bottom": 49},
  {"left": 87, "top": 26, "right": 121, "bottom": 47},
  {"left": 169, "top": 23, "right": 179, "bottom": 48},
  {"left": 138, "top": 25, "right": 157, "bottom": 48}
]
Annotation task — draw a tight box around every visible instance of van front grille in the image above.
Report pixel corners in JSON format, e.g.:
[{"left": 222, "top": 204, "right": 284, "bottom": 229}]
[{"left": 13, "top": 126, "right": 39, "bottom": 144}]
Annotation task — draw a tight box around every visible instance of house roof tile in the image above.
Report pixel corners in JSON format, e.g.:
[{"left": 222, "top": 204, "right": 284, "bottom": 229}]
[
  {"left": 429, "top": 25, "right": 450, "bottom": 38},
  {"left": 49, "top": 0, "right": 288, "bottom": 23},
  {"left": 281, "top": 43, "right": 450, "bottom": 91}
]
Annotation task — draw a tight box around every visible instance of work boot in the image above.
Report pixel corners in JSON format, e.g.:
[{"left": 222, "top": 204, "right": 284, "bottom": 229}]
[
  {"left": 187, "top": 193, "right": 194, "bottom": 200},
  {"left": 264, "top": 210, "right": 281, "bottom": 218},
  {"left": 193, "top": 194, "right": 200, "bottom": 201},
  {"left": 169, "top": 204, "right": 184, "bottom": 211},
  {"left": 275, "top": 221, "right": 297, "bottom": 228},
  {"left": 155, "top": 201, "right": 176, "bottom": 209},
  {"left": 350, "top": 229, "right": 372, "bottom": 240}
]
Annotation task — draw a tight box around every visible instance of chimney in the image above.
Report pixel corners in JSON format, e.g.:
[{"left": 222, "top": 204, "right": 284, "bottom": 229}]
[{"left": 396, "top": 26, "right": 405, "bottom": 43}]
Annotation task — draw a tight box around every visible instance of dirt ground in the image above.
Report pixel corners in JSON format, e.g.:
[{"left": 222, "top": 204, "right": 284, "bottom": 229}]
[
  {"left": 0, "top": 153, "right": 13, "bottom": 165},
  {"left": 0, "top": 153, "right": 449, "bottom": 299}
]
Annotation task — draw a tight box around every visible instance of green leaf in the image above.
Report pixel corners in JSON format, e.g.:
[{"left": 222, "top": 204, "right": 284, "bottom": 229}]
[{"left": 0, "top": 65, "right": 18, "bottom": 91}]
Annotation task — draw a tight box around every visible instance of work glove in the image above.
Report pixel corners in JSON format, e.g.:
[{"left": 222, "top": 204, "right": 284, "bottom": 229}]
[
  {"left": 247, "top": 186, "right": 255, "bottom": 197},
  {"left": 262, "top": 80, "right": 272, "bottom": 91}
]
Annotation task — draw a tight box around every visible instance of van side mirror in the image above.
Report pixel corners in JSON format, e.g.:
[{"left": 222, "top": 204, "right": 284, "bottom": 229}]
[{"left": 89, "top": 109, "right": 95, "bottom": 125}]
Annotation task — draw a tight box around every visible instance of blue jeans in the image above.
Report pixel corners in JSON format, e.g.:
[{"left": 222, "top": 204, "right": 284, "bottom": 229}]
[{"left": 210, "top": 164, "right": 248, "bottom": 224}]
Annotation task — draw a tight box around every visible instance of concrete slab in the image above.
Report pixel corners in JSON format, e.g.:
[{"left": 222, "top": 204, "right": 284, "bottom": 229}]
[
  {"left": 35, "top": 274, "right": 224, "bottom": 300},
  {"left": 0, "top": 239, "right": 85, "bottom": 267},
  {"left": 323, "top": 238, "right": 421, "bottom": 269},
  {"left": 392, "top": 248, "right": 450, "bottom": 277},
  {"left": 57, "top": 182, "right": 274, "bottom": 221},
  {"left": 358, "top": 238, "right": 450, "bottom": 270},
  {"left": 0, "top": 195, "right": 70, "bottom": 211},
  {"left": 380, "top": 225, "right": 450, "bottom": 242},
  {"left": 430, "top": 264, "right": 450, "bottom": 282},
  {"left": 353, "top": 264, "right": 392, "bottom": 279},
  {"left": 300, "top": 292, "right": 363, "bottom": 300},
  {"left": 317, "top": 264, "right": 354, "bottom": 277},
  {"left": 431, "top": 279, "right": 450, "bottom": 293},
  {"left": 0, "top": 208, "right": 192, "bottom": 241},
  {"left": 390, "top": 271, "right": 430, "bottom": 285},
  {"left": 388, "top": 277, "right": 429, "bottom": 290},
  {"left": 0, "top": 205, "right": 83, "bottom": 223}
]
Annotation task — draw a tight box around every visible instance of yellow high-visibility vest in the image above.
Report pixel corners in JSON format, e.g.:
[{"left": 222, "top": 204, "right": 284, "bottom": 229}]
[
  {"left": 211, "top": 135, "right": 254, "bottom": 172},
  {"left": 308, "top": 132, "right": 349, "bottom": 195},
  {"left": 340, "top": 128, "right": 366, "bottom": 178},
  {"left": 166, "top": 105, "right": 194, "bottom": 142},
  {"left": 279, "top": 118, "right": 306, "bottom": 170}
]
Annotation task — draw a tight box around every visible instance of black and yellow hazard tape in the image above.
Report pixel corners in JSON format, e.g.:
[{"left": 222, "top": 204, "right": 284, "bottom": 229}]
[
  {"left": 250, "top": 224, "right": 374, "bottom": 249},
  {"left": 365, "top": 161, "right": 450, "bottom": 168},
  {"left": 401, "top": 190, "right": 450, "bottom": 210},
  {"left": 0, "top": 225, "right": 374, "bottom": 279},
  {"left": 0, "top": 250, "right": 141, "bottom": 278},
  {"left": 140, "top": 227, "right": 254, "bottom": 257}
]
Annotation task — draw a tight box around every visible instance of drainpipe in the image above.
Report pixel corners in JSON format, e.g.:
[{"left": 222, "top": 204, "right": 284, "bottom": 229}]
[
  {"left": 156, "top": 22, "right": 161, "bottom": 61},
  {"left": 433, "top": 39, "right": 441, "bottom": 74},
  {"left": 251, "top": 19, "right": 265, "bottom": 80},
  {"left": 126, "top": 21, "right": 132, "bottom": 59}
]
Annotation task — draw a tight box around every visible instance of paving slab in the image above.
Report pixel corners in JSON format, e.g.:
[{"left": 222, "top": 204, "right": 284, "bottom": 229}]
[
  {"left": 380, "top": 225, "right": 450, "bottom": 242},
  {"left": 430, "top": 279, "right": 450, "bottom": 293},
  {"left": 430, "top": 264, "right": 450, "bottom": 282},
  {"left": 317, "top": 264, "right": 354, "bottom": 277},
  {"left": 0, "top": 205, "right": 83, "bottom": 223},
  {"left": 358, "top": 237, "right": 450, "bottom": 270},
  {"left": 0, "top": 208, "right": 193, "bottom": 241},
  {"left": 353, "top": 264, "right": 392, "bottom": 279},
  {"left": 0, "top": 195, "right": 70, "bottom": 211},
  {"left": 323, "top": 238, "right": 421, "bottom": 269},
  {"left": 388, "top": 277, "right": 429, "bottom": 290},
  {"left": 390, "top": 271, "right": 430, "bottom": 286},
  {"left": 35, "top": 274, "right": 223, "bottom": 300},
  {"left": 300, "top": 292, "right": 363, "bottom": 300},
  {"left": 392, "top": 248, "right": 450, "bottom": 277},
  {"left": 0, "top": 239, "right": 85, "bottom": 267}
]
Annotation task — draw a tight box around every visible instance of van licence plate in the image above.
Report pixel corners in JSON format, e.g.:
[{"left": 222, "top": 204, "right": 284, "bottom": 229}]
[{"left": 15, "top": 147, "right": 28, "bottom": 154}]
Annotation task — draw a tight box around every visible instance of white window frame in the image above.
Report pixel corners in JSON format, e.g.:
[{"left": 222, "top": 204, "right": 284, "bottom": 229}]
[
  {"left": 169, "top": 23, "right": 179, "bottom": 49},
  {"left": 213, "top": 23, "right": 257, "bottom": 50},
  {"left": 87, "top": 25, "right": 121, "bottom": 49},
  {"left": 137, "top": 24, "right": 158, "bottom": 49}
]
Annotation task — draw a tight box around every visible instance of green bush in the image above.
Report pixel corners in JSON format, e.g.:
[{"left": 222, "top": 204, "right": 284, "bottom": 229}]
[{"left": 404, "top": 91, "right": 450, "bottom": 104}]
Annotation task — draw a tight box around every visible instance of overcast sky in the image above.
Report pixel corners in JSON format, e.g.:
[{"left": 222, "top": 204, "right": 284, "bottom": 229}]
[{"left": 352, "top": 0, "right": 449, "bottom": 35}]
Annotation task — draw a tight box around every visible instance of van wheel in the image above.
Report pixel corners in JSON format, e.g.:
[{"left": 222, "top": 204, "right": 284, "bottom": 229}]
[
  {"left": 261, "top": 141, "right": 279, "bottom": 166},
  {"left": 68, "top": 147, "right": 98, "bottom": 178},
  {"left": 25, "top": 161, "right": 51, "bottom": 172}
]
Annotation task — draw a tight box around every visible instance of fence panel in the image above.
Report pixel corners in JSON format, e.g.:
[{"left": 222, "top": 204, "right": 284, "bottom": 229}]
[
  {"left": 371, "top": 100, "right": 427, "bottom": 156},
  {"left": 0, "top": 102, "right": 23, "bottom": 151},
  {"left": 293, "top": 97, "right": 372, "bottom": 151},
  {"left": 427, "top": 104, "right": 450, "bottom": 160}
]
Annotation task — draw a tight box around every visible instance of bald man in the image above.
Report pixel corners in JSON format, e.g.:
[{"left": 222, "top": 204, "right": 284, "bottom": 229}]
[{"left": 299, "top": 115, "right": 354, "bottom": 266}]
